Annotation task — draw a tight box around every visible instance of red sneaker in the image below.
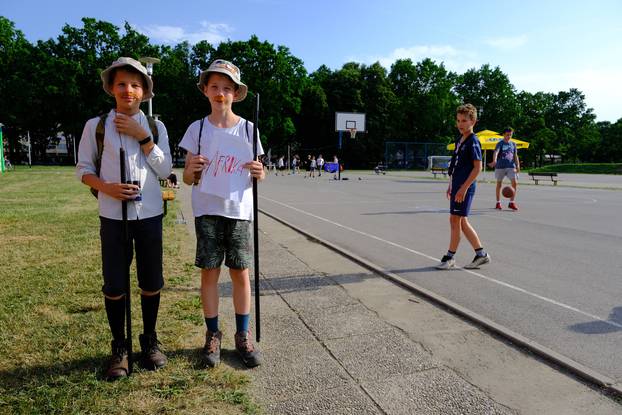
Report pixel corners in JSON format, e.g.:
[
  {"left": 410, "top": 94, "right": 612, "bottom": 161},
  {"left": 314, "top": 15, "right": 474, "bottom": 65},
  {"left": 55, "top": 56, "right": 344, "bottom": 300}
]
[
  {"left": 495, "top": 202, "right": 502, "bottom": 210},
  {"left": 508, "top": 202, "right": 519, "bottom": 211}
]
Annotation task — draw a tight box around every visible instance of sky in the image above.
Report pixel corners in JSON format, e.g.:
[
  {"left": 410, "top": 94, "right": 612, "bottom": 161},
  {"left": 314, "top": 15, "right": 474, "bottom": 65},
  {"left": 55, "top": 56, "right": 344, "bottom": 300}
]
[{"left": 2, "top": 0, "right": 621, "bottom": 122}]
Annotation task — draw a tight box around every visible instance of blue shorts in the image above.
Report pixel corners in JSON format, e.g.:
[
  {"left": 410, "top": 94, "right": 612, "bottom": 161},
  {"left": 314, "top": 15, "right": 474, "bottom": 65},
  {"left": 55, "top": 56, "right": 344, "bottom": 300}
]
[
  {"left": 100, "top": 215, "right": 164, "bottom": 297},
  {"left": 450, "top": 187, "right": 476, "bottom": 217}
]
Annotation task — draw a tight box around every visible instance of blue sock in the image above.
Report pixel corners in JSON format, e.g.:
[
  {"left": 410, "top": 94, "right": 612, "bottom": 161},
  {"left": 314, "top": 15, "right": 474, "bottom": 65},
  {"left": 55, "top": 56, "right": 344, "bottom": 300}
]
[
  {"left": 235, "top": 313, "right": 250, "bottom": 334},
  {"left": 475, "top": 248, "right": 486, "bottom": 257},
  {"left": 446, "top": 250, "right": 456, "bottom": 258},
  {"left": 205, "top": 316, "right": 219, "bottom": 333}
]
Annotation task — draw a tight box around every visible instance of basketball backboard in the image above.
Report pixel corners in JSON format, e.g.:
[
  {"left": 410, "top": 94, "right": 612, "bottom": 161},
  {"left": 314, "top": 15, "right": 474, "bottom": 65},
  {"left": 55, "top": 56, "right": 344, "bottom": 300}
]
[{"left": 335, "top": 112, "right": 366, "bottom": 132}]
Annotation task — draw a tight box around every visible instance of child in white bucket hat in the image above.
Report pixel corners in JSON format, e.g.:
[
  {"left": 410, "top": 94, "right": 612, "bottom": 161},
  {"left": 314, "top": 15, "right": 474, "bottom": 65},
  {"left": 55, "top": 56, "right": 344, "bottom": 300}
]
[
  {"left": 180, "top": 58, "right": 264, "bottom": 368},
  {"left": 76, "top": 57, "right": 172, "bottom": 379}
]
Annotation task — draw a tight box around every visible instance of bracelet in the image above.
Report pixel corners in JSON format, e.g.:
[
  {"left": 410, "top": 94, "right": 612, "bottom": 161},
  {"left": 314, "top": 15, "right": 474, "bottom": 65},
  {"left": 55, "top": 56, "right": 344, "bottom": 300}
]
[{"left": 138, "top": 136, "right": 152, "bottom": 145}]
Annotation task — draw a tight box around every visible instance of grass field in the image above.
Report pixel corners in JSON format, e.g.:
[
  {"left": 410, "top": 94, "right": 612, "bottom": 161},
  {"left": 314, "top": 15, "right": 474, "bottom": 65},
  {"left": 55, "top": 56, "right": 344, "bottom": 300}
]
[{"left": 0, "top": 166, "right": 259, "bottom": 414}]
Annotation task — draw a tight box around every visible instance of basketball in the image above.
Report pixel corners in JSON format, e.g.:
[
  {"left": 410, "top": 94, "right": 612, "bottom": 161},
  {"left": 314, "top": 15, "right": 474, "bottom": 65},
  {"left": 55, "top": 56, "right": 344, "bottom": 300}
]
[{"left": 502, "top": 186, "right": 515, "bottom": 199}]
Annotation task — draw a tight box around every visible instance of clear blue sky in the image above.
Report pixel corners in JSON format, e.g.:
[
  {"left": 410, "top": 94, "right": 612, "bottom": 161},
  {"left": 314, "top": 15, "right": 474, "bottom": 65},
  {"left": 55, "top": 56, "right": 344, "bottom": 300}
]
[{"left": 2, "top": 0, "right": 621, "bottom": 122}]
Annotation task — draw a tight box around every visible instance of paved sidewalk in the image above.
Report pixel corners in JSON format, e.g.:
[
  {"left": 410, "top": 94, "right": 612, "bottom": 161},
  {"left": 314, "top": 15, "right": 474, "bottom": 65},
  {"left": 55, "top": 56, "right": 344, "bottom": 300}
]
[
  {"left": 176, "top": 181, "right": 621, "bottom": 414},
  {"left": 248, "top": 215, "right": 622, "bottom": 414}
]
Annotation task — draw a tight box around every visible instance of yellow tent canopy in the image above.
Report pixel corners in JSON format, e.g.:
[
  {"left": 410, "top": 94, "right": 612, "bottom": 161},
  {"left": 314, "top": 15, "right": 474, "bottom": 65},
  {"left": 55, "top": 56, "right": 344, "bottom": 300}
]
[{"left": 446, "top": 130, "right": 530, "bottom": 150}]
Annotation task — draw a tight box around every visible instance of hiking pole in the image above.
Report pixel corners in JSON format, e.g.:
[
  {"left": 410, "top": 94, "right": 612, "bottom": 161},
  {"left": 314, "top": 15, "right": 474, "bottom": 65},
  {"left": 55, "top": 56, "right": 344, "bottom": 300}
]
[
  {"left": 252, "top": 93, "right": 261, "bottom": 342},
  {"left": 119, "top": 148, "right": 133, "bottom": 375}
]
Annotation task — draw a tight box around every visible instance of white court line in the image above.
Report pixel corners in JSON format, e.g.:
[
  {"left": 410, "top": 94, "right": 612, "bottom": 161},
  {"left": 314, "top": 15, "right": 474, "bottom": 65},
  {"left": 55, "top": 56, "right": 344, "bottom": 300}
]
[{"left": 260, "top": 195, "right": 622, "bottom": 330}]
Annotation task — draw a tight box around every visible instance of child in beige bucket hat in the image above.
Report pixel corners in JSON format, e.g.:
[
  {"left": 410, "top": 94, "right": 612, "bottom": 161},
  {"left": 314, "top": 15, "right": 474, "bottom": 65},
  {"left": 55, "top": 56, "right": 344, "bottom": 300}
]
[
  {"left": 76, "top": 56, "right": 172, "bottom": 380},
  {"left": 101, "top": 57, "right": 154, "bottom": 101},
  {"left": 196, "top": 59, "right": 248, "bottom": 102},
  {"left": 180, "top": 58, "right": 264, "bottom": 368}
]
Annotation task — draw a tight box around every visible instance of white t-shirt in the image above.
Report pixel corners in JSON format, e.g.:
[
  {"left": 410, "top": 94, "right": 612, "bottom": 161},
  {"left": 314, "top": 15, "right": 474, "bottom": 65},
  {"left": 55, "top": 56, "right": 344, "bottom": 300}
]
[{"left": 179, "top": 117, "right": 264, "bottom": 220}]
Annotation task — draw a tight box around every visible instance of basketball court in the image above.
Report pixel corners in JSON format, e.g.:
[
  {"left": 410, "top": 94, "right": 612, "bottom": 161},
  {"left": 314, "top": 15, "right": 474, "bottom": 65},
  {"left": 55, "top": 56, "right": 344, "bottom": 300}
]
[{"left": 258, "top": 172, "right": 622, "bottom": 384}]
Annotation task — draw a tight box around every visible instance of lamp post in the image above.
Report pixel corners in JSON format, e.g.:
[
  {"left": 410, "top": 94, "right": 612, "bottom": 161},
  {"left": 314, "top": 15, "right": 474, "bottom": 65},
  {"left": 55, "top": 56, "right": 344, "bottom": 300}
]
[
  {"left": 0, "top": 123, "right": 5, "bottom": 173},
  {"left": 139, "top": 57, "right": 160, "bottom": 117}
]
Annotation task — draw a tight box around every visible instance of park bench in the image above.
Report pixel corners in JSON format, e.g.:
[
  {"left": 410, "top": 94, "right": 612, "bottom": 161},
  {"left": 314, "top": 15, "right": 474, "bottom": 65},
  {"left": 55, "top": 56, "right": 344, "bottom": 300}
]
[
  {"left": 529, "top": 172, "right": 558, "bottom": 185},
  {"left": 431, "top": 167, "right": 448, "bottom": 178}
]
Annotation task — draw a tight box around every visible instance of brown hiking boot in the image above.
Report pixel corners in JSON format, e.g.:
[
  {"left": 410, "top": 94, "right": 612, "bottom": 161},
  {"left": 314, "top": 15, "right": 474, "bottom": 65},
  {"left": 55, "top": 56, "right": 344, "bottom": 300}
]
[
  {"left": 139, "top": 332, "right": 167, "bottom": 370},
  {"left": 235, "top": 331, "right": 261, "bottom": 368},
  {"left": 202, "top": 330, "right": 222, "bottom": 368},
  {"left": 106, "top": 339, "right": 129, "bottom": 380}
]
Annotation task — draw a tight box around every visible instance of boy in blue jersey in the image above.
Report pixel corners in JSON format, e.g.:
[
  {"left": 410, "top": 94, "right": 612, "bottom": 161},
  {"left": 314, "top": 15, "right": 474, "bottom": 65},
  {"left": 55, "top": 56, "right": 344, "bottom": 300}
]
[
  {"left": 436, "top": 104, "right": 491, "bottom": 270},
  {"left": 490, "top": 127, "right": 520, "bottom": 210}
]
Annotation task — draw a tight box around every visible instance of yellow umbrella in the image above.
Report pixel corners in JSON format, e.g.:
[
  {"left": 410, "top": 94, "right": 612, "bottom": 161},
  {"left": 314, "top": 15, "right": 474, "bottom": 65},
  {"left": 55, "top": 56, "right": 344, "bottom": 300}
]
[
  {"left": 446, "top": 130, "right": 529, "bottom": 171},
  {"left": 446, "top": 130, "right": 530, "bottom": 150}
]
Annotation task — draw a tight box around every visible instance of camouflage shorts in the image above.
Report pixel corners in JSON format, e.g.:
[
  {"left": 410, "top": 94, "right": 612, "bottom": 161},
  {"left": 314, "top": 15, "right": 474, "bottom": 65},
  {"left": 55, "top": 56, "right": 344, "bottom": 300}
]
[{"left": 194, "top": 215, "right": 252, "bottom": 270}]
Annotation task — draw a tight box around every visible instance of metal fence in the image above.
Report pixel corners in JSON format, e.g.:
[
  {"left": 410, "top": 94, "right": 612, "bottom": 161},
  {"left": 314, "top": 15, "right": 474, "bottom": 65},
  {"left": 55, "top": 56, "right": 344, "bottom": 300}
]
[{"left": 384, "top": 142, "right": 449, "bottom": 169}]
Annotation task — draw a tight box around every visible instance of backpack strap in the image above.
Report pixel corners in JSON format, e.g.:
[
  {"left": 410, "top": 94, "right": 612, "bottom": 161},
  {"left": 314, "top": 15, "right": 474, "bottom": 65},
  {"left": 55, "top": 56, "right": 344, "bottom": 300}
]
[
  {"left": 90, "top": 113, "right": 108, "bottom": 197},
  {"left": 197, "top": 118, "right": 205, "bottom": 155},
  {"left": 146, "top": 115, "right": 159, "bottom": 144}
]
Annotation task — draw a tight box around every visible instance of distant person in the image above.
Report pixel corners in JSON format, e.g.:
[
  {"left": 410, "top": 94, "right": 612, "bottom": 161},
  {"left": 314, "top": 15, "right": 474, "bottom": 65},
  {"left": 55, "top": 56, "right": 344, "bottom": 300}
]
[
  {"left": 436, "top": 104, "right": 490, "bottom": 270},
  {"left": 3, "top": 156, "right": 13, "bottom": 171},
  {"left": 277, "top": 155, "right": 285, "bottom": 175},
  {"left": 309, "top": 155, "right": 317, "bottom": 178},
  {"left": 303, "top": 154, "right": 311, "bottom": 178},
  {"left": 180, "top": 58, "right": 264, "bottom": 368},
  {"left": 489, "top": 127, "right": 520, "bottom": 210},
  {"left": 167, "top": 171, "right": 179, "bottom": 188},
  {"left": 316, "top": 154, "right": 324, "bottom": 176},
  {"left": 76, "top": 57, "right": 172, "bottom": 379}
]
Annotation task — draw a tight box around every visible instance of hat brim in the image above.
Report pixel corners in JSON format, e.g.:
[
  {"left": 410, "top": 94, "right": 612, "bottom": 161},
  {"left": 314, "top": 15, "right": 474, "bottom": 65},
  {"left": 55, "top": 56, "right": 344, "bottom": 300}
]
[
  {"left": 196, "top": 69, "right": 247, "bottom": 102},
  {"left": 101, "top": 63, "right": 154, "bottom": 102}
]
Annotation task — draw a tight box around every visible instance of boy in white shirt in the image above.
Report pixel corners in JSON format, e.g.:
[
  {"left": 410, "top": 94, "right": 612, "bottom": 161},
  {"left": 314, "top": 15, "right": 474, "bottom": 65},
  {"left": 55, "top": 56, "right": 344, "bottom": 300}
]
[
  {"left": 76, "top": 57, "right": 172, "bottom": 379},
  {"left": 180, "top": 59, "right": 265, "bottom": 368}
]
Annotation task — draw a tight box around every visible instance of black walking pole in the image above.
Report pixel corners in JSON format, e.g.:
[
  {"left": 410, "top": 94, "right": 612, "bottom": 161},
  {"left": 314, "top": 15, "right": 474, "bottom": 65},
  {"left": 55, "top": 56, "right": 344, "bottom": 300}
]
[
  {"left": 252, "top": 93, "right": 261, "bottom": 342},
  {"left": 119, "top": 148, "right": 133, "bottom": 374}
]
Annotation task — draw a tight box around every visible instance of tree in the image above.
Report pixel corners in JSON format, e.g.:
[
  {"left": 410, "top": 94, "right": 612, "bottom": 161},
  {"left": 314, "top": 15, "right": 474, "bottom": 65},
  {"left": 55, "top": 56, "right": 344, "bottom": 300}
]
[
  {"left": 455, "top": 64, "right": 519, "bottom": 131},
  {"left": 0, "top": 17, "right": 35, "bottom": 162},
  {"left": 210, "top": 36, "right": 308, "bottom": 151}
]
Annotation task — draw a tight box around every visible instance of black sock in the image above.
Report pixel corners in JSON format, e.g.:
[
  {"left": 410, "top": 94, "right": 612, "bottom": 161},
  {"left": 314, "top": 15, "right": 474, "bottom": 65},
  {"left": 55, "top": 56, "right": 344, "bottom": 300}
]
[
  {"left": 105, "top": 297, "right": 125, "bottom": 341},
  {"left": 205, "top": 316, "right": 219, "bottom": 333},
  {"left": 446, "top": 250, "right": 456, "bottom": 258},
  {"left": 141, "top": 293, "right": 160, "bottom": 335},
  {"left": 475, "top": 247, "right": 486, "bottom": 257}
]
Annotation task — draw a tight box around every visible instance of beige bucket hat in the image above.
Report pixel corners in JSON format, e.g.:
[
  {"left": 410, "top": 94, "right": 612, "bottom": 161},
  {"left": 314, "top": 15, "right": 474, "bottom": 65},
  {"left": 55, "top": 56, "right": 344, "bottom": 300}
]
[
  {"left": 196, "top": 59, "right": 247, "bottom": 102},
  {"left": 100, "top": 57, "right": 154, "bottom": 102}
]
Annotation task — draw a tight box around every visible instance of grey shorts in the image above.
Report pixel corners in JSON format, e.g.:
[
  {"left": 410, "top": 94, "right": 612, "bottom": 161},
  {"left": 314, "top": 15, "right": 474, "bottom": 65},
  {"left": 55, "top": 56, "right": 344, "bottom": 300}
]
[
  {"left": 194, "top": 215, "right": 252, "bottom": 270},
  {"left": 495, "top": 168, "right": 518, "bottom": 181}
]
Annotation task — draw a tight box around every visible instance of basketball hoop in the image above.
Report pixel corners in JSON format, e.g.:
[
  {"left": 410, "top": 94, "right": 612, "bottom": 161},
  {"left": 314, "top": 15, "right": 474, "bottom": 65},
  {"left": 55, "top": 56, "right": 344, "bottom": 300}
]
[{"left": 348, "top": 128, "right": 357, "bottom": 139}]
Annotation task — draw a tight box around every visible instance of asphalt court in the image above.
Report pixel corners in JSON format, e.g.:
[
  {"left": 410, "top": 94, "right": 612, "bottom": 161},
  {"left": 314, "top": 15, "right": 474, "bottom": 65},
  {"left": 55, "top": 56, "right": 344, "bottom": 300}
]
[{"left": 258, "top": 171, "right": 622, "bottom": 383}]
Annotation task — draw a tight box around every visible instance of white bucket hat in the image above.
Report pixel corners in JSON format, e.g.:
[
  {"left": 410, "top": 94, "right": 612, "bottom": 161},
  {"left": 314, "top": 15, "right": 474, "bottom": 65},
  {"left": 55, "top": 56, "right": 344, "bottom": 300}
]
[
  {"left": 100, "top": 57, "right": 154, "bottom": 102},
  {"left": 197, "top": 59, "right": 247, "bottom": 102}
]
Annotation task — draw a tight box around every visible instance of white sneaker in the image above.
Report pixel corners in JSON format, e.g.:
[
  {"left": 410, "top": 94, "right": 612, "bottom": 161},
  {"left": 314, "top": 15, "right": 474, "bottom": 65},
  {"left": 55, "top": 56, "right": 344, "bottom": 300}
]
[
  {"left": 464, "top": 253, "right": 491, "bottom": 269},
  {"left": 436, "top": 255, "right": 456, "bottom": 270}
]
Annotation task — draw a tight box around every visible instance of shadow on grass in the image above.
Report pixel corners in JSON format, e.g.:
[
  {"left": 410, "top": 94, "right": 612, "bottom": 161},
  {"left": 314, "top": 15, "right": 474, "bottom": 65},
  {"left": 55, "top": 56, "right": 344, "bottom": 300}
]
[
  {"left": 0, "top": 345, "right": 257, "bottom": 392},
  {"left": 0, "top": 353, "right": 105, "bottom": 389}
]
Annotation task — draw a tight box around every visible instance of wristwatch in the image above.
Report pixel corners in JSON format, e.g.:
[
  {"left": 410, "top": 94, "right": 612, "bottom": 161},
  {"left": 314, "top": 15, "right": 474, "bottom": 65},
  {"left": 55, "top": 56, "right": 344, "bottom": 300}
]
[{"left": 138, "top": 136, "right": 152, "bottom": 145}]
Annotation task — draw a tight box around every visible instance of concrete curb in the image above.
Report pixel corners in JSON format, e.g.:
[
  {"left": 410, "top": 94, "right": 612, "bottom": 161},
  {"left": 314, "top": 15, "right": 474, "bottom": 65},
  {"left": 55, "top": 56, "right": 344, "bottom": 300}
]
[{"left": 259, "top": 208, "right": 621, "bottom": 397}]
